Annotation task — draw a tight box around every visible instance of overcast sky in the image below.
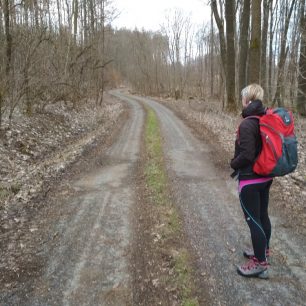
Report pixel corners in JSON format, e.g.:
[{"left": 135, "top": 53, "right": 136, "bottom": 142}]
[{"left": 112, "top": 0, "right": 211, "bottom": 31}]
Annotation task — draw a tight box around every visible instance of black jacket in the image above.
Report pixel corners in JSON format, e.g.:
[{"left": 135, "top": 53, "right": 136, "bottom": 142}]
[{"left": 230, "top": 100, "right": 266, "bottom": 180}]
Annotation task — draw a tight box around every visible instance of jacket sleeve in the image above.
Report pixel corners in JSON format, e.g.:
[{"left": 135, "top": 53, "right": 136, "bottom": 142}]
[{"left": 230, "top": 120, "right": 258, "bottom": 170}]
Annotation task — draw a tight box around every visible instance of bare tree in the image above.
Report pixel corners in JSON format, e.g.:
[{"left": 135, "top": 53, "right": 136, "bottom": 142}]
[
  {"left": 73, "top": 0, "right": 78, "bottom": 42},
  {"left": 249, "top": 0, "right": 262, "bottom": 84},
  {"left": 212, "top": 0, "right": 237, "bottom": 112},
  {"left": 260, "top": 0, "right": 270, "bottom": 97},
  {"left": 211, "top": 0, "right": 226, "bottom": 79},
  {"left": 239, "top": 0, "right": 251, "bottom": 92},
  {"left": 4, "top": 0, "right": 12, "bottom": 75},
  {"left": 267, "top": 0, "right": 275, "bottom": 102},
  {"left": 297, "top": 0, "right": 306, "bottom": 115},
  {"left": 225, "top": 0, "right": 236, "bottom": 112},
  {"left": 161, "top": 10, "right": 192, "bottom": 99},
  {"left": 273, "top": 0, "right": 297, "bottom": 106}
]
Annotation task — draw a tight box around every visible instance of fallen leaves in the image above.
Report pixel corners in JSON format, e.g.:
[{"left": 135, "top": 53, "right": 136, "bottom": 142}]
[{"left": 0, "top": 97, "right": 124, "bottom": 210}]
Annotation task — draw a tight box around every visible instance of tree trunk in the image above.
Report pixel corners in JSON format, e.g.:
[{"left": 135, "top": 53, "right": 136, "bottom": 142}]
[
  {"left": 239, "top": 0, "right": 250, "bottom": 92},
  {"left": 47, "top": 0, "right": 52, "bottom": 30},
  {"left": 225, "top": 0, "right": 236, "bottom": 112},
  {"left": 297, "top": 0, "right": 306, "bottom": 115},
  {"left": 0, "top": 2, "right": 4, "bottom": 35},
  {"left": 83, "top": 0, "right": 87, "bottom": 43},
  {"left": 73, "top": 0, "right": 78, "bottom": 42},
  {"left": 261, "top": 0, "right": 270, "bottom": 99},
  {"left": 273, "top": 0, "right": 297, "bottom": 107},
  {"left": 0, "top": 86, "right": 3, "bottom": 127},
  {"left": 268, "top": 0, "right": 274, "bottom": 102},
  {"left": 24, "top": 66, "right": 31, "bottom": 115},
  {"left": 33, "top": 0, "right": 39, "bottom": 28},
  {"left": 4, "top": 0, "right": 12, "bottom": 75},
  {"left": 249, "top": 0, "right": 262, "bottom": 84},
  {"left": 211, "top": 0, "right": 227, "bottom": 78},
  {"left": 212, "top": 0, "right": 229, "bottom": 110},
  {"left": 210, "top": 8, "right": 215, "bottom": 96},
  {"left": 56, "top": 0, "right": 62, "bottom": 31},
  {"left": 0, "top": 3, "right": 4, "bottom": 123},
  {"left": 89, "top": 0, "right": 95, "bottom": 35},
  {"left": 99, "top": 0, "right": 105, "bottom": 106},
  {"left": 24, "top": 1, "right": 29, "bottom": 27}
]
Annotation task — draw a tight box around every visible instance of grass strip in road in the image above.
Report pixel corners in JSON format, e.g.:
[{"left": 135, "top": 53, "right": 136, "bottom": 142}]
[{"left": 144, "top": 106, "right": 199, "bottom": 306}]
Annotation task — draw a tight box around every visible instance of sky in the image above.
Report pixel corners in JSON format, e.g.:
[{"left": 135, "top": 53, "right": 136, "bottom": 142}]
[{"left": 112, "top": 0, "right": 211, "bottom": 32}]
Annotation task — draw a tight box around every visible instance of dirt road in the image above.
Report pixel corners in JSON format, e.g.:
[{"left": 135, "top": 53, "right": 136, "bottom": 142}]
[{"left": 1, "top": 90, "right": 306, "bottom": 305}]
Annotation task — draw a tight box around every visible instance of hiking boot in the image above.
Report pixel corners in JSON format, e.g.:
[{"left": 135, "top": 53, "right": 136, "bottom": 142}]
[
  {"left": 243, "top": 248, "right": 270, "bottom": 259},
  {"left": 237, "top": 257, "right": 269, "bottom": 279}
]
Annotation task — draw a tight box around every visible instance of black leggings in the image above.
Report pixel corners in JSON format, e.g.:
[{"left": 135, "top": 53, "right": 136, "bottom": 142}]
[{"left": 239, "top": 180, "right": 272, "bottom": 262}]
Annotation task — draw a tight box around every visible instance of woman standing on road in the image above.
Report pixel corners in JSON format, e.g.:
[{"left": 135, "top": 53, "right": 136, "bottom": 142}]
[{"left": 230, "top": 84, "right": 273, "bottom": 279}]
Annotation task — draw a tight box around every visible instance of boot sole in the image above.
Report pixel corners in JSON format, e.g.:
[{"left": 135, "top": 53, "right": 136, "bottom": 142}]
[{"left": 237, "top": 267, "right": 269, "bottom": 279}]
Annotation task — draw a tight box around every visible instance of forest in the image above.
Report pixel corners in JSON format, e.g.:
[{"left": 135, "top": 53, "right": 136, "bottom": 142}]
[
  {"left": 1, "top": 1, "right": 306, "bottom": 304},
  {"left": 1, "top": 0, "right": 306, "bottom": 129}
]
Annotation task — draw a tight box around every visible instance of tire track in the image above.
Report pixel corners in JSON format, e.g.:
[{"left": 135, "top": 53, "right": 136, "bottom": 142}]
[{"left": 62, "top": 192, "right": 112, "bottom": 305}]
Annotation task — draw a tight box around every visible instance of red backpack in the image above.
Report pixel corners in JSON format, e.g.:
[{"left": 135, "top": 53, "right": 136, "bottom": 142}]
[{"left": 248, "top": 108, "right": 298, "bottom": 177}]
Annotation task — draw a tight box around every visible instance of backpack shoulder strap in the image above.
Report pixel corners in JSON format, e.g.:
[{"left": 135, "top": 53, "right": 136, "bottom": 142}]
[{"left": 244, "top": 115, "right": 261, "bottom": 120}]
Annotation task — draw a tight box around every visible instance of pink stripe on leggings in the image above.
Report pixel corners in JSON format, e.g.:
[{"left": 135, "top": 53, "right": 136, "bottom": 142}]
[{"left": 239, "top": 178, "right": 273, "bottom": 193}]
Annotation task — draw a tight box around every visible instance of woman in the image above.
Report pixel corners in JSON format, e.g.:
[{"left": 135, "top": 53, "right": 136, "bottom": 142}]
[{"left": 230, "top": 83, "right": 273, "bottom": 279}]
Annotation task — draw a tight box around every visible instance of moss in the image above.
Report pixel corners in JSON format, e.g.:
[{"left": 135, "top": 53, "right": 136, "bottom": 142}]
[{"left": 175, "top": 250, "right": 199, "bottom": 306}]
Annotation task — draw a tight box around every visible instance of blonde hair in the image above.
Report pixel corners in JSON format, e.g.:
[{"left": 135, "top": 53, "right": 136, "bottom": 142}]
[{"left": 241, "top": 83, "right": 264, "bottom": 102}]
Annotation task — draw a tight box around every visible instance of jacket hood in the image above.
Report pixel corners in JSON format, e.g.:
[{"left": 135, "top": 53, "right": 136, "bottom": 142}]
[{"left": 242, "top": 100, "right": 266, "bottom": 118}]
